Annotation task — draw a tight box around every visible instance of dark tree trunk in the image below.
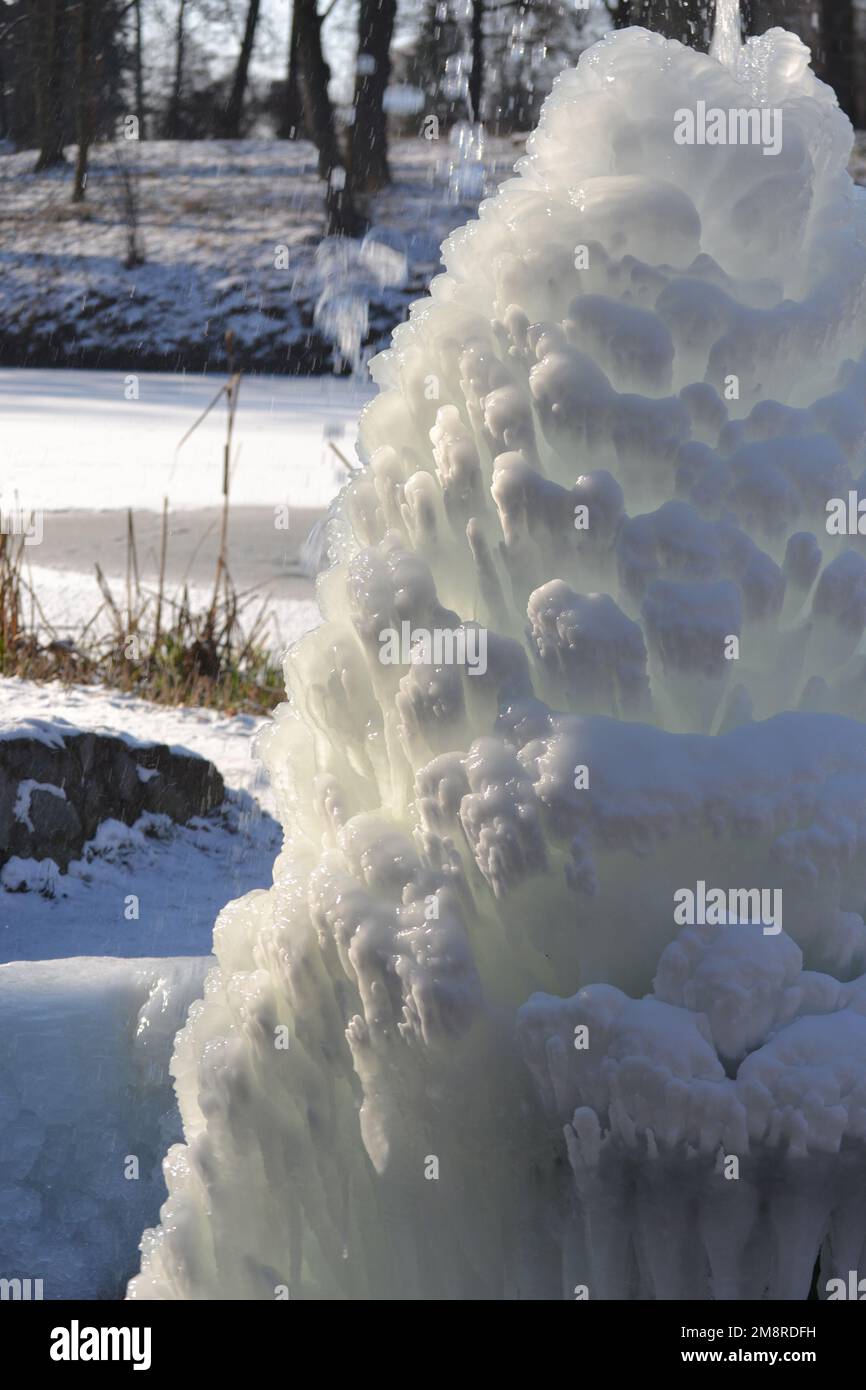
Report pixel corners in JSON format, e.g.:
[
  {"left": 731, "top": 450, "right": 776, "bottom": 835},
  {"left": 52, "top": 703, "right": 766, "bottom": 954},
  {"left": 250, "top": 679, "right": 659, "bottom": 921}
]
[
  {"left": 280, "top": 2, "right": 303, "bottom": 138},
  {"left": 349, "top": 0, "right": 397, "bottom": 192},
  {"left": 165, "top": 0, "right": 187, "bottom": 140},
  {"left": 72, "top": 0, "right": 94, "bottom": 201},
  {"left": 631, "top": 0, "right": 710, "bottom": 49},
  {"left": 614, "top": 1, "right": 633, "bottom": 26},
  {"left": 468, "top": 0, "right": 483, "bottom": 121},
  {"left": 817, "top": 0, "right": 857, "bottom": 126},
  {"left": 748, "top": 1, "right": 811, "bottom": 41},
  {"left": 221, "top": 0, "right": 261, "bottom": 138},
  {"left": 749, "top": 0, "right": 859, "bottom": 125},
  {"left": 294, "top": 0, "right": 362, "bottom": 234},
  {"left": 0, "top": 43, "right": 7, "bottom": 141},
  {"left": 134, "top": 0, "right": 146, "bottom": 138},
  {"left": 34, "top": 0, "right": 66, "bottom": 171}
]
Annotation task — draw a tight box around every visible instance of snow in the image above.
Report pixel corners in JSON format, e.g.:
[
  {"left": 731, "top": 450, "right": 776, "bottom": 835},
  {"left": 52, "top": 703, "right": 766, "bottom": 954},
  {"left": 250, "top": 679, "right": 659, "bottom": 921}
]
[
  {"left": 519, "top": 932, "right": 866, "bottom": 1299},
  {"left": 0, "top": 369, "right": 372, "bottom": 512},
  {"left": 0, "top": 678, "right": 280, "bottom": 962},
  {"left": 0, "top": 955, "right": 210, "bottom": 1300},
  {"left": 127, "top": 21, "right": 866, "bottom": 1303},
  {"left": 0, "top": 676, "right": 270, "bottom": 803},
  {"left": 0, "top": 138, "right": 515, "bottom": 373},
  {"left": 12, "top": 779, "right": 66, "bottom": 832}
]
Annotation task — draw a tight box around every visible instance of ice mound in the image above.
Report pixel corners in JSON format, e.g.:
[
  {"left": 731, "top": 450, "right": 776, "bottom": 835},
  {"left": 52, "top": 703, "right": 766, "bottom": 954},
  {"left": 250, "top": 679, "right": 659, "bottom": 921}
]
[
  {"left": 130, "top": 23, "right": 866, "bottom": 1300},
  {"left": 520, "top": 926, "right": 866, "bottom": 1299}
]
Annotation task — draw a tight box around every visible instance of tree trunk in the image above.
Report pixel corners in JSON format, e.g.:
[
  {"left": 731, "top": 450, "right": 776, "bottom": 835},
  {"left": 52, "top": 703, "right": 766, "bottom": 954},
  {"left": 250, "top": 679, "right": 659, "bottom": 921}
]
[
  {"left": 749, "top": 0, "right": 859, "bottom": 125},
  {"left": 631, "top": 0, "right": 710, "bottom": 49},
  {"left": 614, "top": 1, "right": 633, "bottom": 26},
  {"left": 165, "top": 0, "right": 187, "bottom": 140},
  {"left": 34, "top": 0, "right": 66, "bottom": 171},
  {"left": 747, "top": 1, "right": 811, "bottom": 41},
  {"left": 222, "top": 0, "right": 261, "bottom": 138},
  {"left": 349, "top": 0, "right": 397, "bottom": 192},
  {"left": 280, "top": 2, "right": 303, "bottom": 138},
  {"left": 294, "top": 0, "right": 362, "bottom": 234},
  {"left": 817, "top": 0, "right": 857, "bottom": 126},
  {"left": 0, "top": 43, "right": 7, "bottom": 142},
  {"left": 72, "top": 0, "right": 93, "bottom": 201},
  {"left": 134, "top": 0, "right": 146, "bottom": 139},
  {"left": 468, "top": 0, "right": 483, "bottom": 121}
]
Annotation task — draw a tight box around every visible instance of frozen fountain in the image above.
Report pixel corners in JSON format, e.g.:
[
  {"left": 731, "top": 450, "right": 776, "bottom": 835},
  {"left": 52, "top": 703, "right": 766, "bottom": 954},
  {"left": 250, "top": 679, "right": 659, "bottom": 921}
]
[{"left": 130, "top": 7, "right": 866, "bottom": 1300}]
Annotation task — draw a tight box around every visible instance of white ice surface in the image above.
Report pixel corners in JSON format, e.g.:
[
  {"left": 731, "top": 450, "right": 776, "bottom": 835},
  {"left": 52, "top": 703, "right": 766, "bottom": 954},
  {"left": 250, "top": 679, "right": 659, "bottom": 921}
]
[
  {"left": 0, "top": 370, "right": 372, "bottom": 512},
  {"left": 0, "top": 955, "right": 210, "bottom": 1300}
]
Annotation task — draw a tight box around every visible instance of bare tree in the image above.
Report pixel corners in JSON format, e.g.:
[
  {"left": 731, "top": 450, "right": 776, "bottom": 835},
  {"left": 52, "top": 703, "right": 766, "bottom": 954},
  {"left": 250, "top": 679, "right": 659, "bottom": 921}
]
[
  {"left": 349, "top": 0, "right": 397, "bottom": 192},
  {"left": 468, "top": 0, "right": 483, "bottom": 121},
  {"left": 749, "top": 0, "right": 860, "bottom": 126},
  {"left": 280, "top": 1, "right": 303, "bottom": 138},
  {"left": 221, "top": 0, "right": 261, "bottom": 138},
  {"left": 747, "top": 0, "right": 811, "bottom": 41},
  {"left": 112, "top": 142, "right": 144, "bottom": 267},
  {"left": 817, "top": 0, "right": 857, "bottom": 126},
  {"left": 72, "top": 0, "right": 95, "bottom": 201},
  {"left": 603, "top": 0, "right": 634, "bottom": 27},
  {"left": 133, "top": 0, "right": 146, "bottom": 138},
  {"left": 34, "top": 0, "right": 67, "bottom": 170},
  {"left": 165, "top": 0, "right": 187, "bottom": 139},
  {"left": 294, "top": 0, "right": 361, "bottom": 233}
]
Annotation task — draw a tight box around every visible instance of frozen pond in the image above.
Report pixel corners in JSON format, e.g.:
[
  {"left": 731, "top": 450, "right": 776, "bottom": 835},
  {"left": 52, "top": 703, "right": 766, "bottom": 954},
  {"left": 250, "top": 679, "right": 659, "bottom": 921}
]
[{"left": 0, "top": 368, "right": 373, "bottom": 512}]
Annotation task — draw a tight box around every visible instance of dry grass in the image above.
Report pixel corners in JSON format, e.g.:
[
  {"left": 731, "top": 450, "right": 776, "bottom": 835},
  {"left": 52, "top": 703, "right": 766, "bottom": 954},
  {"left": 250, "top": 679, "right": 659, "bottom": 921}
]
[
  {"left": 0, "top": 516, "right": 283, "bottom": 714},
  {"left": 0, "top": 349, "right": 285, "bottom": 715},
  {"left": 40, "top": 201, "right": 98, "bottom": 223}
]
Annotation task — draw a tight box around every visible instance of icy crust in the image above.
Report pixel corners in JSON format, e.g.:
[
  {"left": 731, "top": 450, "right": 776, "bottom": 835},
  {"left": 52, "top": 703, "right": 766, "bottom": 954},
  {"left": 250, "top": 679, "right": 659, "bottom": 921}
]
[
  {"left": 0, "top": 957, "right": 208, "bottom": 1299},
  {"left": 419, "top": 711, "right": 866, "bottom": 989},
  {"left": 132, "top": 27, "right": 866, "bottom": 1300},
  {"left": 519, "top": 926, "right": 866, "bottom": 1299}
]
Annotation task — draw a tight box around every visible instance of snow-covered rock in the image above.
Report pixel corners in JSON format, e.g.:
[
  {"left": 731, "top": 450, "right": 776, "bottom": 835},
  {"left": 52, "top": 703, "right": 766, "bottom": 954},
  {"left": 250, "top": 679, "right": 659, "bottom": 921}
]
[{"left": 0, "top": 720, "right": 224, "bottom": 871}]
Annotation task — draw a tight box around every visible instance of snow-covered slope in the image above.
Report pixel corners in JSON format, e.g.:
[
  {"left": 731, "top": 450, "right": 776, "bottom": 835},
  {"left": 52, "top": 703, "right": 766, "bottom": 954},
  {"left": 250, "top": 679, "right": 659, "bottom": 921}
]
[{"left": 0, "top": 139, "right": 513, "bottom": 374}]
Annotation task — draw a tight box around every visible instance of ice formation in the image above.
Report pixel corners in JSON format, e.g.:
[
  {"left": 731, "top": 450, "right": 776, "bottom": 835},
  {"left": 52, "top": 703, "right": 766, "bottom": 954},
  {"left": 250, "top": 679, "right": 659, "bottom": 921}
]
[
  {"left": 130, "top": 18, "right": 866, "bottom": 1300},
  {"left": 0, "top": 957, "right": 208, "bottom": 1299}
]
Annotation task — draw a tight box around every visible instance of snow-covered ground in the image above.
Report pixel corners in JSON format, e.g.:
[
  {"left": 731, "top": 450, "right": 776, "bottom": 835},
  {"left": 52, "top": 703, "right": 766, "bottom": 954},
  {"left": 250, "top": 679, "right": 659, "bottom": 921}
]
[
  {"left": 0, "top": 137, "right": 516, "bottom": 373},
  {"left": 0, "top": 678, "right": 280, "bottom": 963}
]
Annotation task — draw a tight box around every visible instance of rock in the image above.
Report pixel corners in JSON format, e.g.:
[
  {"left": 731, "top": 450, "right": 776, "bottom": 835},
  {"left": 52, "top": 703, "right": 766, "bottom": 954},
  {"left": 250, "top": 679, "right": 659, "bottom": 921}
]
[{"left": 0, "top": 723, "right": 225, "bottom": 871}]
